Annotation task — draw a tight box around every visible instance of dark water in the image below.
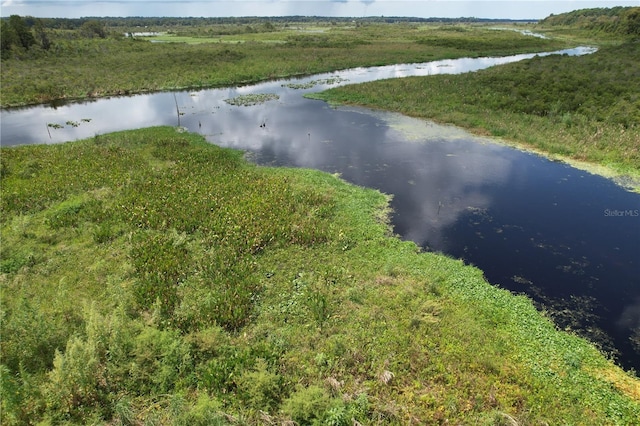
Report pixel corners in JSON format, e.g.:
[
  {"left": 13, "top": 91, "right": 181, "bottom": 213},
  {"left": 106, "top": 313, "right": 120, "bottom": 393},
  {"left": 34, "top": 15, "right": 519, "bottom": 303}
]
[
  {"left": 2, "top": 47, "right": 639, "bottom": 372},
  {"left": 231, "top": 103, "right": 640, "bottom": 372}
]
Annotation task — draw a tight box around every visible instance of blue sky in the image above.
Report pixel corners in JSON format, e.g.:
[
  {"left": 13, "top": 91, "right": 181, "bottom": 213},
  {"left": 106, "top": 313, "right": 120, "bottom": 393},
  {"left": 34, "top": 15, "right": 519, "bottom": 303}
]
[{"left": 1, "top": 0, "right": 638, "bottom": 20}]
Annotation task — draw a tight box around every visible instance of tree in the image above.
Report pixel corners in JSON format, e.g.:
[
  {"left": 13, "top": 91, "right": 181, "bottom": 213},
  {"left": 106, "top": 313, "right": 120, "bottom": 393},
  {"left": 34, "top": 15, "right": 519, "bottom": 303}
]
[
  {"left": 8, "top": 15, "right": 35, "bottom": 50},
  {"left": 0, "top": 20, "right": 16, "bottom": 58},
  {"left": 623, "top": 7, "right": 640, "bottom": 35},
  {"left": 34, "top": 18, "right": 51, "bottom": 50},
  {"left": 79, "top": 19, "right": 106, "bottom": 38}
]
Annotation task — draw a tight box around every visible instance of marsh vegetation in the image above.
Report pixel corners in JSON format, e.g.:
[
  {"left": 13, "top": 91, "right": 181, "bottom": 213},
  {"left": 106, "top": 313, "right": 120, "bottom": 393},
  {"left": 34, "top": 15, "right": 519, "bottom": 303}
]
[
  {"left": 311, "top": 33, "right": 640, "bottom": 181},
  {"left": 1, "top": 127, "right": 638, "bottom": 424},
  {"left": 0, "top": 16, "right": 571, "bottom": 107},
  {"left": 224, "top": 93, "right": 280, "bottom": 107},
  {"left": 1, "top": 8, "right": 639, "bottom": 425}
]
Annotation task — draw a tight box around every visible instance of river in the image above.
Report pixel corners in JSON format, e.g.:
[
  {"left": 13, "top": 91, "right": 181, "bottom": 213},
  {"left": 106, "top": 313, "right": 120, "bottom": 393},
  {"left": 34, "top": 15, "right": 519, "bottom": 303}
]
[{"left": 2, "top": 46, "right": 639, "bottom": 372}]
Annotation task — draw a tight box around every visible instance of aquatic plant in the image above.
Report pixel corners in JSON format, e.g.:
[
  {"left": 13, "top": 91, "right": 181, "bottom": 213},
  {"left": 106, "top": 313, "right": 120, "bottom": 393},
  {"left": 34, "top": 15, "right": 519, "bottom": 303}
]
[
  {"left": 282, "top": 77, "right": 349, "bottom": 90},
  {"left": 224, "top": 93, "right": 279, "bottom": 106}
]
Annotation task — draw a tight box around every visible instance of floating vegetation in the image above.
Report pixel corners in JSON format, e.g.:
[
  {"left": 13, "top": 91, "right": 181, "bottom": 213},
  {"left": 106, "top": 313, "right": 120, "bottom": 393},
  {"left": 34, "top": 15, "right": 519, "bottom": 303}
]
[
  {"left": 511, "top": 275, "right": 533, "bottom": 285},
  {"left": 282, "top": 81, "right": 316, "bottom": 90},
  {"left": 282, "top": 76, "right": 349, "bottom": 90},
  {"left": 224, "top": 93, "right": 279, "bottom": 106},
  {"left": 47, "top": 119, "right": 92, "bottom": 132}
]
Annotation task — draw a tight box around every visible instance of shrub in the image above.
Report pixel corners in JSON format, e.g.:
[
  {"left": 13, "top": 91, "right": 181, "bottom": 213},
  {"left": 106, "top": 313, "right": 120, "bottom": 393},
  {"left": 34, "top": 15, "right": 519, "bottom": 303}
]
[
  {"left": 174, "top": 393, "right": 226, "bottom": 426},
  {"left": 130, "top": 231, "right": 191, "bottom": 316},
  {"left": 43, "top": 336, "right": 105, "bottom": 422},
  {"left": 280, "top": 385, "right": 344, "bottom": 425},
  {"left": 0, "top": 297, "right": 73, "bottom": 374},
  {"left": 128, "top": 326, "right": 193, "bottom": 395},
  {"left": 236, "top": 359, "right": 284, "bottom": 411}
]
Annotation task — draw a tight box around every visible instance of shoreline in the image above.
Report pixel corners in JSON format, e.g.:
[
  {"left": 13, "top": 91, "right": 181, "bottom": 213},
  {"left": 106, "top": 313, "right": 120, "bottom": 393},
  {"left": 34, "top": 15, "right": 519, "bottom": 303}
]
[
  {"left": 455, "top": 122, "right": 640, "bottom": 194},
  {"left": 309, "top": 92, "right": 640, "bottom": 194}
]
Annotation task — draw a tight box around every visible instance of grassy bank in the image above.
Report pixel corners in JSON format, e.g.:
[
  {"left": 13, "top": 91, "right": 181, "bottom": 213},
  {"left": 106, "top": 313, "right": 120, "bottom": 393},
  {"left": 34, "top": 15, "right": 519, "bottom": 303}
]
[
  {"left": 1, "top": 127, "right": 638, "bottom": 424},
  {"left": 0, "top": 23, "right": 571, "bottom": 107},
  {"left": 307, "top": 39, "right": 640, "bottom": 189}
]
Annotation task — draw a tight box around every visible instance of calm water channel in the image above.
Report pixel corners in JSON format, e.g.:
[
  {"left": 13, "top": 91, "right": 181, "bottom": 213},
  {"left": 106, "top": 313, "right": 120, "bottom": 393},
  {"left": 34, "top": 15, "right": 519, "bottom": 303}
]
[{"left": 2, "top": 47, "right": 639, "bottom": 372}]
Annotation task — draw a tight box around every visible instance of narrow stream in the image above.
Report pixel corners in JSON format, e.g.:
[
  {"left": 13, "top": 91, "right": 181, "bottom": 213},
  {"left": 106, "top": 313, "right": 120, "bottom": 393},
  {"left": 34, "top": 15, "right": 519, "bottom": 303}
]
[{"left": 2, "top": 46, "right": 639, "bottom": 372}]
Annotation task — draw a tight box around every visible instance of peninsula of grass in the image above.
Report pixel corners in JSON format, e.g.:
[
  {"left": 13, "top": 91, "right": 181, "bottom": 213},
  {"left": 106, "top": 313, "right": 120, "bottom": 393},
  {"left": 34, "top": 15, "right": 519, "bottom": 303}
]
[
  {"left": 0, "top": 22, "right": 571, "bottom": 107},
  {"left": 308, "top": 38, "right": 640, "bottom": 189},
  {"left": 1, "top": 127, "right": 638, "bottom": 424}
]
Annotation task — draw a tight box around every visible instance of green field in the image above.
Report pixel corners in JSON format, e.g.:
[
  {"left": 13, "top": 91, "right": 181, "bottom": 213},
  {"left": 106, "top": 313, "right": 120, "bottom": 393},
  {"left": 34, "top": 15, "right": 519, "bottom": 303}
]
[
  {"left": 1, "top": 127, "right": 638, "bottom": 424},
  {"left": 0, "top": 20, "right": 570, "bottom": 107}
]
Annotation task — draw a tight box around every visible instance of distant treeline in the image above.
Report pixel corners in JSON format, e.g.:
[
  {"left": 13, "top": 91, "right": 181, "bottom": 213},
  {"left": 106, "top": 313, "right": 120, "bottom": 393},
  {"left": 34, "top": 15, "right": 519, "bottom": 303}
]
[
  {"left": 1, "top": 15, "right": 535, "bottom": 30},
  {"left": 1, "top": 15, "right": 108, "bottom": 58},
  {"left": 540, "top": 6, "right": 640, "bottom": 35}
]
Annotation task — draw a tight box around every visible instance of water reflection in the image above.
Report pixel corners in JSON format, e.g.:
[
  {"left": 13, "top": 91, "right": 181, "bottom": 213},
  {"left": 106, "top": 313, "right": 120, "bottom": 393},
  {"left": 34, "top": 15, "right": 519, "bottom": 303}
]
[
  {"left": 1, "top": 46, "right": 595, "bottom": 146},
  {"left": 2, "top": 46, "right": 639, "bottom": 372},
  {"left": 205, "top": 92, "right": 638, "bottom": 373}
]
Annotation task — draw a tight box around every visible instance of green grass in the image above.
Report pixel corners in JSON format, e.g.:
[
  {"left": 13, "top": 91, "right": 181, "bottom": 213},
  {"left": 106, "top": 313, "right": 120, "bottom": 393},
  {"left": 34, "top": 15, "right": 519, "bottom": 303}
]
[
  {"left": 0, "top": 23, "right": 571, "bottom": 107},
  {"left": 1, "top": 127, "right": 638, "bottom": 424},
  {"left": 309, "top": 39, "right": 640, "bottom": 188}
]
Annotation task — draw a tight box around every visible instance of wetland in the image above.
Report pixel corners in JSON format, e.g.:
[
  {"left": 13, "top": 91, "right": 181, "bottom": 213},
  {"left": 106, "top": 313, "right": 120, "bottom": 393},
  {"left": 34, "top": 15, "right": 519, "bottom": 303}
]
[
  {"left": 3, "top": 44, "right": 639, "bottom": 372},
  {"left": 1, "top": 12, "right": 639, "bottom": 424}
]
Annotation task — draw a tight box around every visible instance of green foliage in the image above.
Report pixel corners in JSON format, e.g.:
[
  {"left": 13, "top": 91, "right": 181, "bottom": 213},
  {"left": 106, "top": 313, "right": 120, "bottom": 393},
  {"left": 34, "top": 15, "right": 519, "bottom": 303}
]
[
  {"left": 0, "top": 247, "right": 36, "bottom": 273},
  {"left": 8, "top": 15, "right": 35, "bottom": 49},
  {"left": 0, "top": 21, "right": 13, "bottom": 58},
  {"left": 44, "top": 335, "right": 106, "bottom": 422},
  {"left": 622, "top": 7, "right": 640, "bottom": 35},
  {"left": 33, "top": 19, "right": 51, "bottom": 50},
  {"left": 280, "top": 386, "right": 367, "bottom": 425},
  {"left": 312, "top": 40, "right": 640, "bottom": 178},
  {"left": 0, "top": 22, "right": 569, "bottom": 107},
  {"left": 280, "top": 385, "right": 337, "bottom": 424},
  {"left": 128, "top": 326, "right": 193, "bottom": 394},
  {"left": 173, "top": 393, "right": 226, "bottom": 426},
  {"left": 176, "top": 254, "right": 259, "bottom": 332},
  {"left": 0, "top": 296, "right": 74, "bottom": 374},
  {"left": 79, "top": 19, "right": 107, "bottom": 38},
  {"left": 286, "top": 33, "right": 369, "bottom": 48},
  {"left": 0, "top": 365, "right": 20, "bottom": 425},
  {"left": 1, "top": 127, "right": 639, "bottom": 424},
  {"left": 224, "top": 93, "right": 279, "bottom": 106},
  {"left": 415, "top": 27, "right": 553, "bottom": 56},
  {"left": 130, "top": 231, "right": 190, "bottom": 316},
  {"left": 46, "top": 196, "right": 103, "bottom": 229},
  {"left": 479, "top": 43, "right": 640, "bottom": 127},
  {"left": 541, "top": 6, "right": 640, "bottom": 36},
  {"left": 235, "top": 359, "right": 284, "bottom": 411}
]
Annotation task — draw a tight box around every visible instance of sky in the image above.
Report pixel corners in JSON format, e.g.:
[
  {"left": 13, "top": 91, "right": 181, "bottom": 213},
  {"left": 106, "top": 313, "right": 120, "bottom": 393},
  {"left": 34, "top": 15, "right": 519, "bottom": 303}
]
[{"left": 0, "top": 0, "right": 638, "bottom": 20}]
